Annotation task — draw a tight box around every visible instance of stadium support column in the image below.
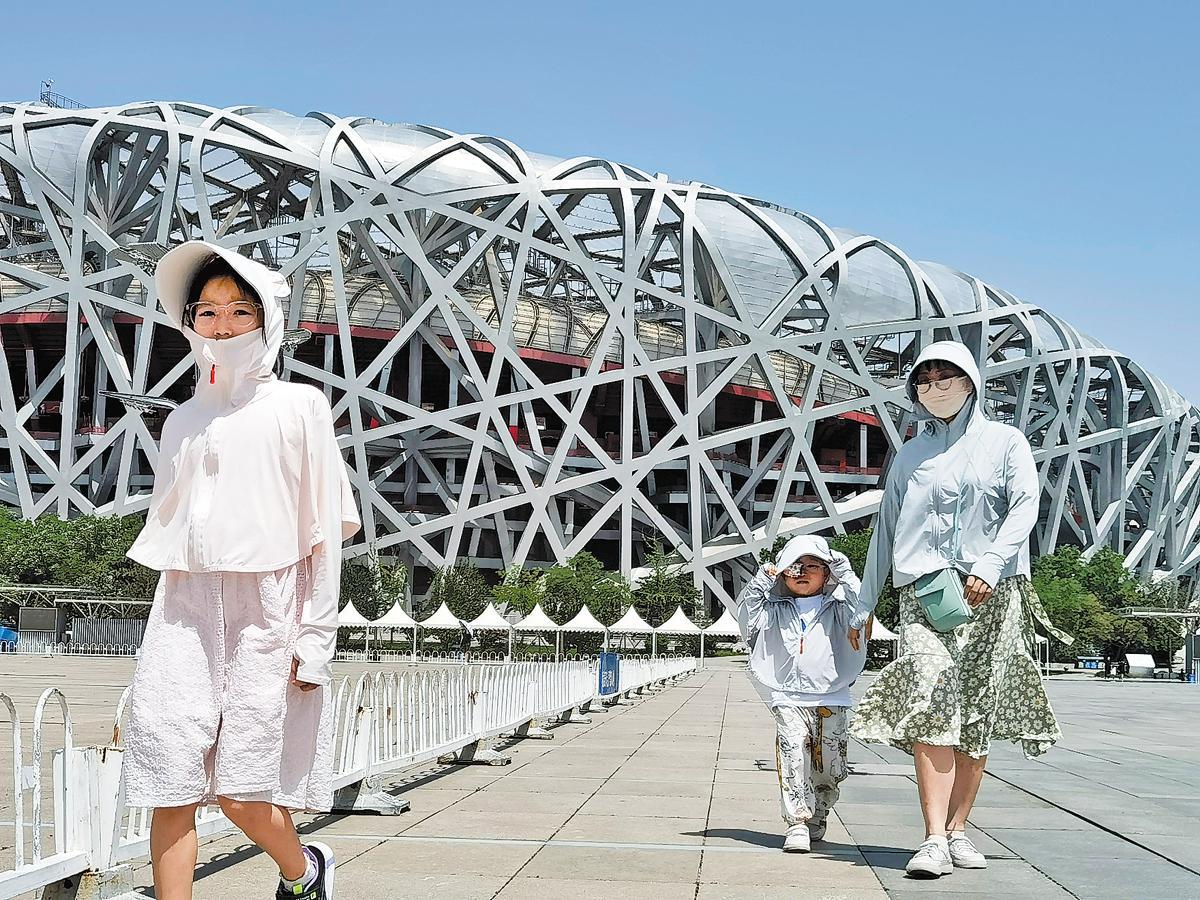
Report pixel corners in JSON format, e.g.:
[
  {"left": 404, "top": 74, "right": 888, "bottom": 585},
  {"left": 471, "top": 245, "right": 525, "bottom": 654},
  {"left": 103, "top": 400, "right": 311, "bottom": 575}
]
[
  {"left": 859, "top": 422, "right": 868, "bottom": 468},
  {"left": 405, "top": 339, "right": 422, "bottom": 510}
]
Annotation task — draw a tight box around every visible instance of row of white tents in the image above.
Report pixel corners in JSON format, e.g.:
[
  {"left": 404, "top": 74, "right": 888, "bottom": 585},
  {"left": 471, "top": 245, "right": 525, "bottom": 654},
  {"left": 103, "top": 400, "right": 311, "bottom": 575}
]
[{"left": 338, "top": 600, "right": 900, "bottom": 660}]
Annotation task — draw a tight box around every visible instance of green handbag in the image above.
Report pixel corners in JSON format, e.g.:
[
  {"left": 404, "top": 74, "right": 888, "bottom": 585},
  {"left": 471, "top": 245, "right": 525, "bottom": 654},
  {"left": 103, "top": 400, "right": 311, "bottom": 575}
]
[
  {"left": 915, "top": 486, "right": 974, "bottom": 632},
  {"left": 914, "top": 568, "right": 973, "bottom": 632}
]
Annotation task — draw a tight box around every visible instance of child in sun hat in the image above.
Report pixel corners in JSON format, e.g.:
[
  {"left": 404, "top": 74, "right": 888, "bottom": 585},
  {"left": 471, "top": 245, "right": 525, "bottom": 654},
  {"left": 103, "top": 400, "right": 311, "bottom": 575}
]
[{"left": 727, "top": 534, "right": 870, "bottom": 852}]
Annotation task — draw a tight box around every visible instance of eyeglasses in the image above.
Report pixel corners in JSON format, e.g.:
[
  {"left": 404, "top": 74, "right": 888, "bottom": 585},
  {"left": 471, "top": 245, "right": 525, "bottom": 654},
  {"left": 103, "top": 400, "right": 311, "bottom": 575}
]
[
  {"left": 187, "top": 301, "right": 261, "bottom": 321},
  {"left": 914, "top": 375, "right": 971, "bottom": 395},
  {"left": 783, "top": 564, "right": 828, "bottom": 577}
]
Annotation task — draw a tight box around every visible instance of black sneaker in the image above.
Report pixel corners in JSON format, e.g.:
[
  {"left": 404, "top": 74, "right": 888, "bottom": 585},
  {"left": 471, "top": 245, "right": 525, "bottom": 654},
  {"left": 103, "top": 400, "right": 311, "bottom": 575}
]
[{"left": 275, "top": 843, "right": 335, "bottom": 899}]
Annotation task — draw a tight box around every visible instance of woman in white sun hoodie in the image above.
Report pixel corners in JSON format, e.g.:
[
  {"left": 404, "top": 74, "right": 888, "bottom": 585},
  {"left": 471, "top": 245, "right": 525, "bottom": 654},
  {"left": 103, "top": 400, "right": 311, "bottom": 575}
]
[
  {"left": 727, "top": 534, "right": 867, "bottom": 853},
  {"left": 123, "top": 240, "right": 359, "bottom": 899},
  {"left": 847, "top": 340, "right": 1071, "bottom": 879}
]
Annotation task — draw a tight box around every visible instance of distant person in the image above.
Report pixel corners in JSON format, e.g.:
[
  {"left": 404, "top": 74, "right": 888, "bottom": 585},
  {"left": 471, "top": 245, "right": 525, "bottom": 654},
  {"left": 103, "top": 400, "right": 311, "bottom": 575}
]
[
  {"left": 727, "top": 535, "right": 869, "bottom": 853},
  {"left": 846, "top": 341, "right": 1072, "bottom": 879},
  {"left": 122, "top": 241, "right": 360, "bottom": 900}
]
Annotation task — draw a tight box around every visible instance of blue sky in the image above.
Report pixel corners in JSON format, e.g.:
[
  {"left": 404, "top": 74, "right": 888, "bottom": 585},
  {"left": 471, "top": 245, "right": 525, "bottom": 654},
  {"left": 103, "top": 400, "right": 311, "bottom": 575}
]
[{"left": 4, "top": 1, "right": 1197, "bottom": 401}]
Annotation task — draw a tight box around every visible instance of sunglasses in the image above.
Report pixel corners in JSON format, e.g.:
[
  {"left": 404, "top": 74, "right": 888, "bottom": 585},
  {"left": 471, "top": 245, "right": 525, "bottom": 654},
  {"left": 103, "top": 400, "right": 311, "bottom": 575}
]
[{"left": 783, "top": 563, "right": 829, "bottom": 577}]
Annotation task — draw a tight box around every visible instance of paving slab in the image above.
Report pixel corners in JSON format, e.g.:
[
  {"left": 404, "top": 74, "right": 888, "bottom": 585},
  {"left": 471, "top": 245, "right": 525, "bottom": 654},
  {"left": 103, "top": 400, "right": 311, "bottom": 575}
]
[{"left": 6, "top": 656, "right": 1200, "bottom": 898}]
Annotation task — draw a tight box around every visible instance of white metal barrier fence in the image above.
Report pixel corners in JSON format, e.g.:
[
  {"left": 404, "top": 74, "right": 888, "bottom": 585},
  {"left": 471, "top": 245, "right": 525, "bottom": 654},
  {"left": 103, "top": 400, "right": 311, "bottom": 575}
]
[
  {"left": 0, "top": 656, "right": 696, "bottom": 897},
  {"left": 2, "top": 642, "right": 140, "bottom": 657}
]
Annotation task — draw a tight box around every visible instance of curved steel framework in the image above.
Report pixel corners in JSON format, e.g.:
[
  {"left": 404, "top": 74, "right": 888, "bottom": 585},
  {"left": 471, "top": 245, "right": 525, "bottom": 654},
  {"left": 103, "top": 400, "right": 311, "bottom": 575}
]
[{"left": 0, "top": 101, "right": 1196, "bottom": 605}]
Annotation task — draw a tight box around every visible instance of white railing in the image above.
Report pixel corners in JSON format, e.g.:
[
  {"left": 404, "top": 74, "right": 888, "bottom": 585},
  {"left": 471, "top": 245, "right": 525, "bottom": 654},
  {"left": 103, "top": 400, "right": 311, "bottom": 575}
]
[
  {"left": 2, "top": 641, "right": 140, "bottom": 657},
  {"left": 606, "top": 656, "right": 698, "bottom": 698},
  {"left": 0, "top": 656, "right": 697, "bottom": 896}
]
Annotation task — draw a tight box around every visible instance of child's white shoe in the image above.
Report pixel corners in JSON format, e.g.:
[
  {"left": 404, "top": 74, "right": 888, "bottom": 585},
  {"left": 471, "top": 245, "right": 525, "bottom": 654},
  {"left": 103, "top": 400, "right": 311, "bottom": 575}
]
[{"left": 782, "top": 823, "right": 811, "bottom": 852}]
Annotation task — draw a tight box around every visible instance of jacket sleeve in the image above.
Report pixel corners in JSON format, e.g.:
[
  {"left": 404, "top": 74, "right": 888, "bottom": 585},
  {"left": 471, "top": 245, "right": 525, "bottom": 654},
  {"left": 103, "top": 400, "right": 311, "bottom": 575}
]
[
  {"left": 293, "top": 394, "right": 362, "bottom": 686},
  {"left": 828, "top": 550, "right": 862, "bottom": 613},
  {"left": 849, "top": 465, "right": 903, "bottom": 630},
  {"left": 968, "top": 432, "right": 1039, "bottom": 589},
  {"left": 725, "top": 566, "right": 776, "bottom": 643}
]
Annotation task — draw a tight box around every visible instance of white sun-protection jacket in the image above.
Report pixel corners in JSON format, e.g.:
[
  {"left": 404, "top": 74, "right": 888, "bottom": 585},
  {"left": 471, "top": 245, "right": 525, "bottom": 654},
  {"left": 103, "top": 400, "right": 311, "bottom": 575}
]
[
  {"left": 728, "top": 535, "right": 867, "bottom": 698},
  {"left": 848, "top": 340, "right": 1039, "bottom": 630},
  {"left": 127, "top": 241, "right": 361, "bottom": 684}
]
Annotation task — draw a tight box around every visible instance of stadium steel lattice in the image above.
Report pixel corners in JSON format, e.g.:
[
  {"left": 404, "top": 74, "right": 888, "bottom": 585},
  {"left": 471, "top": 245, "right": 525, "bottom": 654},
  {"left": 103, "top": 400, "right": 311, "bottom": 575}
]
[{"left": 0, "top": 101, "right": 1197, "bottom": 606}]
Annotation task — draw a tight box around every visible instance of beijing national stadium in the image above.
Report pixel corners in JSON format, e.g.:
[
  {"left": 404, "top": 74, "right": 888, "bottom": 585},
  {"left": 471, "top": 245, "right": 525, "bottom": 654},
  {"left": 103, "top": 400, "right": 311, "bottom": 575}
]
[{"left": 0, "top": 100, "right": 1197, "bottom": 610}]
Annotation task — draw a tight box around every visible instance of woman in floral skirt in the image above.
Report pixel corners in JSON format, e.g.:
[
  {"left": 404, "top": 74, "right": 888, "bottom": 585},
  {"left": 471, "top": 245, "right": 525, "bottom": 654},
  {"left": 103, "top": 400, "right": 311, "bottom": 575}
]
[{"left": 846, "top": 340, "right": 1071, "bottom": 879}]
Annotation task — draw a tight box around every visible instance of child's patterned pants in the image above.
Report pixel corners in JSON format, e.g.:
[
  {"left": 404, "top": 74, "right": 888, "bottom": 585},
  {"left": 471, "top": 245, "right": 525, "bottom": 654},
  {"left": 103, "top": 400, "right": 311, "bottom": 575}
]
[{"left": 771, "top": 705, "right": 850, "bottom": 826}]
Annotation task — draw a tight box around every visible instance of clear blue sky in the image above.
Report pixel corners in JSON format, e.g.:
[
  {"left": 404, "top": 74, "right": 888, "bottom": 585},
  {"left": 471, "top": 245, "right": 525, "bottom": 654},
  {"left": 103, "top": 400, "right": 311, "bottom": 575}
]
[{"left": 4, "top": 1, "right": 1197, "bottom": 402}]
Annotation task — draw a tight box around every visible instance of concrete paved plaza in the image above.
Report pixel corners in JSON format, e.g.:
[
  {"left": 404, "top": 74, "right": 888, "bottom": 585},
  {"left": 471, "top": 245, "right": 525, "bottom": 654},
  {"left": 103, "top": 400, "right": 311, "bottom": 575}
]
[{"left": 4, "top": 656, "right": 1200, "bottom": 898}]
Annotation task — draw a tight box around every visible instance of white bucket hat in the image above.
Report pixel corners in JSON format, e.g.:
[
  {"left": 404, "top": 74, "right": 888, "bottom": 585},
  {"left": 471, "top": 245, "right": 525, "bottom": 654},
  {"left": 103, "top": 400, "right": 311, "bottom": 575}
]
[{"left": 775, "top": 534, "right": 841, "bottom": 588}]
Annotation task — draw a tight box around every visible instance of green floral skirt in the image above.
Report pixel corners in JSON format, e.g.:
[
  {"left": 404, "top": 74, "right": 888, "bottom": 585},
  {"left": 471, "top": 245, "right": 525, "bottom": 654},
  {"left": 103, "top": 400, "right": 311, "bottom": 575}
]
[{"left": 851, "top": 575, "right": 1070, "bottom": 759}]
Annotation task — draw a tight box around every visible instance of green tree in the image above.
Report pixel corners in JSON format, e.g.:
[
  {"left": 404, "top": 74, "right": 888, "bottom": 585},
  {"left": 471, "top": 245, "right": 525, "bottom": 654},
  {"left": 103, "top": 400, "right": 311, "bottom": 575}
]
[
  {"left": 1098, "top": 613, "right": 1149, "bottom": 662},
  {"left": 1081, "top": 547, "right": 1140, "bottom": 609},
  {"left": 0, "top": 509, "right": 157, "bottom": 602},
  {"left": 633, "top": 539, "right": 702, "bottom": 627},
  {"left": 492, "top": 564, "right": 544, "bottom": 615},
  {"left": 541, "top": 552, "right": 631, "bottom": 626},
  {"left": 1144, "top": 618, "right": 1185, "bottom": 668},
  {"left": 339, "top": 551, "right": 408, "bottom": 621},
  {"left": 1031, "top": 573, "right": 1107, "bottom": 662},
  {"left": 427, "top": 562, "right": 490, "bottom": 620},
  {"left": 828, "top": 528, "right": 899, "bottom": 629}
]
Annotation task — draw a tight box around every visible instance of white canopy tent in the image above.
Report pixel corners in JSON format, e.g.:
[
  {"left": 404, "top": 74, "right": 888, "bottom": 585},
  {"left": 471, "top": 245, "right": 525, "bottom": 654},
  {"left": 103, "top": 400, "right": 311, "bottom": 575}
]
[
  {"left": 561, "top": 604, "right": 607, "bottom": 633},
  {"left": 704, "top": 608, "right": 741, "bottom": 637},
  {"left": 515, "top": 603, "right": 562, "bottom": 661},
  {"left": 560, "top": 604, "right": 608, "bottom": 657},
  {"left": 869, "top": 620, "right": 899, "bottom": 642},
  {"left": 337, "top": 602, "right": 378, "bottom": 654},
  {"left": 420, "top": 602, "right": 463, "bottom": 630},
  {"left": 702, "top": 608, "right": 744, "bottom": 665},
  {"left": 655, "top": 605, "right": 701, "bottom": 659},
  {"left": 470, "top": 602, "right": 516, "bottom": 658},
  {"left": 608, "top": 606, "right": 654, "bottom": 655},
  {"left": 373, "top": 601, "right": 420, "bottom": 661}
]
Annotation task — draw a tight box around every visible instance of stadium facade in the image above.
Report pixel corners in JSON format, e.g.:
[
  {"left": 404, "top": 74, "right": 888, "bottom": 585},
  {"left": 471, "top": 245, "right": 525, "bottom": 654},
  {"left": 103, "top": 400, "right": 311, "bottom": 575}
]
[{"left": 0, "top": 101, "right": 1197, "bottom": 608}]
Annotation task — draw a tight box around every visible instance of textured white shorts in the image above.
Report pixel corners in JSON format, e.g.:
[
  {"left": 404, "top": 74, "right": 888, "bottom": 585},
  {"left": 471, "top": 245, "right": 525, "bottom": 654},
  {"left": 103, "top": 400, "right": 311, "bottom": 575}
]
[{"left": 122, "top": 561, "right": 334, "bottom": 811}]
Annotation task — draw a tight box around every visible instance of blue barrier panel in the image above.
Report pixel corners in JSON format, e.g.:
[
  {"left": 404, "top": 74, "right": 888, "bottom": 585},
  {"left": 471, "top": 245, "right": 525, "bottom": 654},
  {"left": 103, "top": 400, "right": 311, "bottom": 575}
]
[{"left": 598, "top": 652, "right": 620, "bottom": 695}]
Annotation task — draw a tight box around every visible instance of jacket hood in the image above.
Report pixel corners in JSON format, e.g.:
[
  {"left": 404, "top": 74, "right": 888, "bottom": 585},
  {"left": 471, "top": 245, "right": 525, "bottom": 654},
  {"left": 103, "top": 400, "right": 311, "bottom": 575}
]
[
  {"left": 154, "top": 240, "right": 287, "bottom": 393},
  {"left": 775, "top": 534, "right": 842, "bottom": 590},
  {"left": 906, "top": 340, "right": 986, "bottom": 427}
]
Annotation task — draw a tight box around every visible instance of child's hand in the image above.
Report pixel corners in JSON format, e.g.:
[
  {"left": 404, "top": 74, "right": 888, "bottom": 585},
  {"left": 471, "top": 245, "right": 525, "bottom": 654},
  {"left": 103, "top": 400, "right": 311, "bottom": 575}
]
[{"left": 289, "top": 657, "right": 320, "bottom": 692}]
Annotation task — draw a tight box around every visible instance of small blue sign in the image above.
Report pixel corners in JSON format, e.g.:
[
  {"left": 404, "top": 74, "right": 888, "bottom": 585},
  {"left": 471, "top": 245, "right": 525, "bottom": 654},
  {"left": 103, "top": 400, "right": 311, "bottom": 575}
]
[{"left": 598, "top": 652, "right": 620, "bottom": 695}]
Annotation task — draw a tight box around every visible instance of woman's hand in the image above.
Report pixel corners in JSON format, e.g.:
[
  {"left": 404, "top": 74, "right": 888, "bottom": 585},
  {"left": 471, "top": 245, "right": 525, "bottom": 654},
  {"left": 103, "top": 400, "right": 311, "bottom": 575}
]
[
  {"left": 762, "top": 563, "right": 778, "bottom": 578},
  {"left": 289, "top": 656, "right": 320, "bottom": 692},
  {"left": 964, "top": 575, "right": 994, "bottom": 608},
  {"left": 848, "top": 626, "right": 861, "bottom": 651}
]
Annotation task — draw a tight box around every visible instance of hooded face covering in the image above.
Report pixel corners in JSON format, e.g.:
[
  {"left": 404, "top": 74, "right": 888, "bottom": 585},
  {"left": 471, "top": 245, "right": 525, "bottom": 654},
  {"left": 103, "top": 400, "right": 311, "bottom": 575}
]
[{"left": 919, "top": 378, "right": 974, "bottom": 420}]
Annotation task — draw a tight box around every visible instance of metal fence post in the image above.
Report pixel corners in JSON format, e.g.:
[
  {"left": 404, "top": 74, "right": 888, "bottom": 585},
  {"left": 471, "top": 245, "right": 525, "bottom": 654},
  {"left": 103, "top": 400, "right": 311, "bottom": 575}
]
[{"left": 42, "top": 746, "right": 135, "bottom": 899}]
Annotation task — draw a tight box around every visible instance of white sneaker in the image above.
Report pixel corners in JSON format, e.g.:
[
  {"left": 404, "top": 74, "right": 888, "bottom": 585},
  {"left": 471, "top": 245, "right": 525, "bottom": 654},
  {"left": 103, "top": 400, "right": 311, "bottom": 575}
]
[
  {"left": 808, "top": 818, "right": 827, "bottom": 842},
  {"left": 782, "top": 823, "right": 811, "bottom": 852},
  {"left": 948, "top": 833, "right": 988, "bottom": 868},
  {"left": 905, "top": 838, "right": 953, "bottom": 878}
]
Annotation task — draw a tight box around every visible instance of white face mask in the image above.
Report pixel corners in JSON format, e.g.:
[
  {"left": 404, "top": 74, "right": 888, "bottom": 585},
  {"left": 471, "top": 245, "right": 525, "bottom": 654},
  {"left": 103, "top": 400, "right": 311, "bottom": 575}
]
[{"left": 921, "top": 387, "right": 972, "bottom": 420}]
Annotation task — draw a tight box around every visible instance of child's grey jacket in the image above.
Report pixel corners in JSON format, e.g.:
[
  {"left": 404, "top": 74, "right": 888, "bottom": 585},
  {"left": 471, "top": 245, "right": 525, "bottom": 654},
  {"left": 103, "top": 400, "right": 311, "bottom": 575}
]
[{"left": 727, "top": 535, "right": 868, "bottom": 696}]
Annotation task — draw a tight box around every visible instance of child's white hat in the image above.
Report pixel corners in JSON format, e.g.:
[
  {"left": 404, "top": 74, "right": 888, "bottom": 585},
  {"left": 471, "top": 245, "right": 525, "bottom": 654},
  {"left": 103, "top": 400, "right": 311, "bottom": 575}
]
[{"left": 776, "top": 534, "right": 841, "bottom": 587}]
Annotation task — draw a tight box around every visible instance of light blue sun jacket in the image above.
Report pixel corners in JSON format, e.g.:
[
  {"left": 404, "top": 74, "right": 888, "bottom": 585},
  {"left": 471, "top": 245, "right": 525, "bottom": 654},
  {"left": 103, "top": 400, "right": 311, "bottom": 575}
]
[{"left": 848, "top": 341, "right": 1040, "bottom": 630}]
